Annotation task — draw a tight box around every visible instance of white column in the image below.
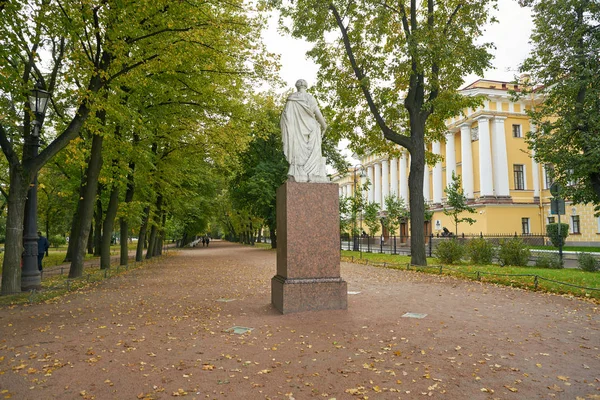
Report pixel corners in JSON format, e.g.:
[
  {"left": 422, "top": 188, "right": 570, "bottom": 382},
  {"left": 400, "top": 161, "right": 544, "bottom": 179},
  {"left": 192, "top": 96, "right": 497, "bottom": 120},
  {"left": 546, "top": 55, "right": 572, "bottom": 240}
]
[
  {"left": 477, "top": 116, "right": 494, "bottom": 197},
  {"left": 339, "top": 185, "right": 343, "bottom": 197},
  {"left": 423, "top": 163, "right": 430, "bottom": 202},
  {"left": 389, "top": 157, "right": 398, "bottom": 196},
  {"left": 459, "top": 123, "right": 474, "bottom": 198},
  {"left": 492, "top": 116, "right": 510, "bottom": 197},
  {"left": 400, "top": 152, "right": 408, "bottom": 201},
  {"left": 445, "top": 131, "right": 456, "bottom": 186},
  {"left": 530, "top": 123, "right": 540, "bottom": 197},
  {"left": 432, "top": 141, "right": 443, "bottom": 203},
  {"left": 367, "top": 165, "right": 374, "bottom": 203},
  {"left": 374, "top": 161, "right": 381, "bottom": 207},
  {"left": 381, "top": 159, "right": 389, "bottom": 210}
]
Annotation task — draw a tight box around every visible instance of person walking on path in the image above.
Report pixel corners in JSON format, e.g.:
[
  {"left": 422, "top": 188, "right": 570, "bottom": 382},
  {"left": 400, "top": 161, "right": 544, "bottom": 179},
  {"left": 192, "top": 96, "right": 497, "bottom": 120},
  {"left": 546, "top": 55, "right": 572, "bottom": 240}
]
[
  {"left": 37, "top": 231, "right": 50, "bottom": 272},
  {"left": 205, "top": 236, "right": 210, "bottom": 247}
]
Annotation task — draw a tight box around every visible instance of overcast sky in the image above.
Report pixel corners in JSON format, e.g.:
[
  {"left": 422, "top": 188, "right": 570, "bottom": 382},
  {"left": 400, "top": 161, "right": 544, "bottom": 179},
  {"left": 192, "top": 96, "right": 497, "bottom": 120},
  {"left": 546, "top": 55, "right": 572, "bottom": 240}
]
[{"left": 262, "top": 2, "right": 534, "bottom": 91}]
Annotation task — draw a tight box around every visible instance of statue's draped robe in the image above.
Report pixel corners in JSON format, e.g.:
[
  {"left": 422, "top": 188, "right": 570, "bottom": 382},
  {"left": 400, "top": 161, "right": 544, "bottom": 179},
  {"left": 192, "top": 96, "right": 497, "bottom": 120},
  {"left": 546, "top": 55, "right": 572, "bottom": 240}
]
[{"left": 280, "top": 92, "right": 328, "bottom": 183}]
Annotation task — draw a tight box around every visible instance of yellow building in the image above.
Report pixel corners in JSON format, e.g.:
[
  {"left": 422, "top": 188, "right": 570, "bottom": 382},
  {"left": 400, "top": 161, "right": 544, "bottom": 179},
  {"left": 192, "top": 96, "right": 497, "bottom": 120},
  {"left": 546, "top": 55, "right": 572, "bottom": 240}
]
[{"left": 332, "top": 79, "right": 600, "bottom": 246}]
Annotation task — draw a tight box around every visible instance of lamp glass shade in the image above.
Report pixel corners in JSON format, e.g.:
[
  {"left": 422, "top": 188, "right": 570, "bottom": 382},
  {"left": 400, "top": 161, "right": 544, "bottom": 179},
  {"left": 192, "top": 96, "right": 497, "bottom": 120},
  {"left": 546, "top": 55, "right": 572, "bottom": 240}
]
[{"left": 28, "top": 87, "right": 51, "bottom": 116}]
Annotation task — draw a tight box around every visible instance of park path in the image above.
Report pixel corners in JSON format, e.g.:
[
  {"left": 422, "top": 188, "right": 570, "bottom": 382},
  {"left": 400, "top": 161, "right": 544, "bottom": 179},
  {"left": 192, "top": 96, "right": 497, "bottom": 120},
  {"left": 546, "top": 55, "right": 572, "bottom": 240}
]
[{"left": 0, "top": 240, "right": 598, "bottom": 399}]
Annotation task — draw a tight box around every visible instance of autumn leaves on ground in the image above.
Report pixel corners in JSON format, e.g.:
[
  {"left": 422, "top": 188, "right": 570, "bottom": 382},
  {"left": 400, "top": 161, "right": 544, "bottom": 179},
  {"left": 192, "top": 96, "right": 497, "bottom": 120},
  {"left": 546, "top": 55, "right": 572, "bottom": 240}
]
[{"left": 0, "top": 241, "right": 598, "bottom": 399}]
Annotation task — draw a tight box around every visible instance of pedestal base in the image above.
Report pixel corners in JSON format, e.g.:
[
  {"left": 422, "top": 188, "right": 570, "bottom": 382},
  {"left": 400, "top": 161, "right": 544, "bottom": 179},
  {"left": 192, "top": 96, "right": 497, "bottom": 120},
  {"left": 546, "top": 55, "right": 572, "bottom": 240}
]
[
  {"left": 272, "top": 181, "right": 347, "bottom": 314},
  {"left": 272, "top": 275, "right": 347, "bottom": 314}
]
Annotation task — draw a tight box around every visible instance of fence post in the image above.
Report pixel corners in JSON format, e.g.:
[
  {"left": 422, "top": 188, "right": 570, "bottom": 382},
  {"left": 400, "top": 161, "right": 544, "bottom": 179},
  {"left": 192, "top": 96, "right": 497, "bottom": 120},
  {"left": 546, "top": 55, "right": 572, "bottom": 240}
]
[
  {"left": 383, "top": 262, "right": 387, "bottom": 268},
  {"left": 534, "top": 275, "right": 539, "bottom": 290},
  {"left": 66, "top": 280, "right": 71, "bottom": 291},
  {"left": 476, "top": 271, "right": 481, "bottom": 281},
  {"left": 439, "top": 265, "right": 443, "bottom": 274}
]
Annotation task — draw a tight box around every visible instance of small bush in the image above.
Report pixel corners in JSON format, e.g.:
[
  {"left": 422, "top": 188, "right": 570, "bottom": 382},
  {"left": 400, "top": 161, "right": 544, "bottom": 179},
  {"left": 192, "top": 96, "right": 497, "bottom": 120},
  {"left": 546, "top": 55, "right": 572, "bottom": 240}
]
[
  {"left": 50, "top": 235, "right": 67, "bottom": 248},
  {"left": 435, "top": 239, "right": 465, "bottom": 264},
  {"left": 577, "top": 252, "right": 599, "bottom": 272},
  {"left": 466, "top": 238, "right": 495, "bottom": 264},
  {"left": 497, "top": 238, "right": 531, "bottom": 267},
  {"left": 535, "top": 253, "right": 563, "bottom": 269},
  {"left": 546, "top": 223, "right": 569, "bottom": 247}
]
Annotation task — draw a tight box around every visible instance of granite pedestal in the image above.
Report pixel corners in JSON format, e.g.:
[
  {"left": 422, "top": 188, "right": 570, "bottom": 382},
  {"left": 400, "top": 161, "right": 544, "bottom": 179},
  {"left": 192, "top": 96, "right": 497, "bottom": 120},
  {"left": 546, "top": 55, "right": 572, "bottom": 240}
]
[{"left": 272, "top": 181, "right": 347, "bottom": 314}]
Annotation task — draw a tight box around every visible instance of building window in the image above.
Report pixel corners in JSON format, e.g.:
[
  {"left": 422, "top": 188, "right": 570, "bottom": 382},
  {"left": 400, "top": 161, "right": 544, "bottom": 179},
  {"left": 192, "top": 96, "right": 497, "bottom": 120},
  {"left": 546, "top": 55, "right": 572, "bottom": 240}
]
[
  {"left": 514, "top": 165, "right": 525, "bottom": 190},
  {"left": 571, "top": 215, "right": 580, "bottom": 234},
  {"left": 544, "top": 164, "right": 554, "bottom": 189},
  {"left": 522, "top": 218, "right": 530, "bottom": 234},
  {"left": 512, "top": 124, "right": 522, "bottom": 138},
  {"left": 547, "top": 217, "right": 555, "bottom": 224}
]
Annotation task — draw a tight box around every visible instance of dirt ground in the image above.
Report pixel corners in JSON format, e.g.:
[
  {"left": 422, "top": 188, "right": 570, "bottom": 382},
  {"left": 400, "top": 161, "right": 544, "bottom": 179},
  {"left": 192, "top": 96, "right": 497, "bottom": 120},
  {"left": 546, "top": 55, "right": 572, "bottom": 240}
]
[{"left": 0, "top": 240, "right": 598, "bottom": 400}]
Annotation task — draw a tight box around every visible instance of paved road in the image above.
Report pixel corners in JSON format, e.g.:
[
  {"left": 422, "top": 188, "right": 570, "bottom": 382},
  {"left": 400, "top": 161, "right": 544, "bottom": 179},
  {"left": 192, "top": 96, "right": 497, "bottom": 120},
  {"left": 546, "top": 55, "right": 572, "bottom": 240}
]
[{"left": 0, "top": 241, "right": 598, "bottom": 399}]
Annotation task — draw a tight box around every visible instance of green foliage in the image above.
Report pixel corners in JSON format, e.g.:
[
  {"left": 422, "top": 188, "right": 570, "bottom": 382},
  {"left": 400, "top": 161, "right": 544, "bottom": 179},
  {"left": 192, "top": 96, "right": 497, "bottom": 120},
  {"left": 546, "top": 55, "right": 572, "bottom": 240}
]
[
  {"left": 382, "top": 195, "right": 408, "bottom": 236},
  {"left": 534, "top": 253, "right": 563, "bottom": 269},
  {"left": 546, "top": 223, "right": 569, "bottom": 248},
  {"left": 517, "top": 0, "right": 600, "bottom": 211},
  {"left": 339, "top": 196, "right": 352, "bottom": 235},
  {"left": 348, "top": 177, "right": 369, "bottom": 236},
  {"left": 466, "top": 238, "right": 495, "bottom": 265},
  {"left": 497, "top": 238, "right": 531, "bottom": 267},
  {"left": 443, "top": 172, "right": 476, "bottom": 235},
  {"left": 435, "top": 239, "right": 465, "bottom": 264},
  {"left": 49, "top": 235, "right": 67, "bottom": 248},
  {"left": 363, "top": 202, "right": 381, "bottom": 237},
  {"left": 577, "top": 252, "right": 599, "bottom": 272}
]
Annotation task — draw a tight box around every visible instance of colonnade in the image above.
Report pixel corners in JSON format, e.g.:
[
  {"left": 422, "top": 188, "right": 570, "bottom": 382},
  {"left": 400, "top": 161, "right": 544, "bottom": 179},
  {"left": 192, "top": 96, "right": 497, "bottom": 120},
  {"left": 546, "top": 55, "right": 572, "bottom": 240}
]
[{"left": 338, "top": 116, "right": 540, "bottom": 207}]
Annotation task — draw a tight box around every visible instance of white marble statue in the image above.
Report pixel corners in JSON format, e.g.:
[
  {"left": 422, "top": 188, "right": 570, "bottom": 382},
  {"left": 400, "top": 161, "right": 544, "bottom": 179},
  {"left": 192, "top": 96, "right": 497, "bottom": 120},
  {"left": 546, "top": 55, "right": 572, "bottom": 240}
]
[{"left": 281, "top": 79, "right": 329, "bottom": 183}]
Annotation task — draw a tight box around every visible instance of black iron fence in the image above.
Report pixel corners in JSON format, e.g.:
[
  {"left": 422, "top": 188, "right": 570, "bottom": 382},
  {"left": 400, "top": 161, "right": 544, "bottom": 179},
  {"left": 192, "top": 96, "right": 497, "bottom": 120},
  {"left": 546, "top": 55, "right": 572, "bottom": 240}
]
[{"left": 341, "top": 232, "right": 548, "bottom": 257}]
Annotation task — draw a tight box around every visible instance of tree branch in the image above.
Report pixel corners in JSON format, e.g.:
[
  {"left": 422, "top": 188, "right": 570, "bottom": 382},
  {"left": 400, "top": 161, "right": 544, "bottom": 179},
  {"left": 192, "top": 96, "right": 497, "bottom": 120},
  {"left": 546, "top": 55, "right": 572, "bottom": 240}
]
[
  {"left": 329, "top": 4, "right": 411, "bottom": 150},
  {"left": 0, "top": 124, "right": 19, "bottom": 167}
]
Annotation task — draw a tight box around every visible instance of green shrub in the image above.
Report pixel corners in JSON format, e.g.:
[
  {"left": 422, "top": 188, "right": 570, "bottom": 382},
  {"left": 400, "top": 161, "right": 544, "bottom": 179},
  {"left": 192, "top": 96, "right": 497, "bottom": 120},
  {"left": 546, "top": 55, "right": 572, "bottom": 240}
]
[
  {"left": 466, "top": 238, "right": 495, "bottom": 264},
  {"left": 497, "top": 238, "right": 531, "bottom": 267},
  {"left": 546, "top": 223, "right": 569, "bottom": 247},
  {"left": 534, "top": 252, "right": 563, "bottom": 269},
  {"left": 434, "top": 239, "right": 465, "bottom": 264},
  {"left": 50, "top": 235, "right": 67, "bottom": 248},
  {"left": 577, "top": 252, "right": 599, "bottom": 272}
]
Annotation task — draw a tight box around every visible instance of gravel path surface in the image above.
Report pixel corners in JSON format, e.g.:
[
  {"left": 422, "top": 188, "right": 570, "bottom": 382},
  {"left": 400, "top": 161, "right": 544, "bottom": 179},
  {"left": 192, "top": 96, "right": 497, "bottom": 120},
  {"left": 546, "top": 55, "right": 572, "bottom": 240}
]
[{"left": 0, "top": 240, "right": 598, "bottom": 399}]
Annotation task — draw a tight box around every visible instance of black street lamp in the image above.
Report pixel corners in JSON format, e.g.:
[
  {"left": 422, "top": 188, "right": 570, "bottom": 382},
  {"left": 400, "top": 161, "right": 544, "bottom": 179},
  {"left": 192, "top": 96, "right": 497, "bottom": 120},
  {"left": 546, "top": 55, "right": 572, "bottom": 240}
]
[
  {"left": 21, "top": 83, "right": 51, "bottom": 291},
  {"left": 352, "top": 164, "right": 365, "bottom": 251}
]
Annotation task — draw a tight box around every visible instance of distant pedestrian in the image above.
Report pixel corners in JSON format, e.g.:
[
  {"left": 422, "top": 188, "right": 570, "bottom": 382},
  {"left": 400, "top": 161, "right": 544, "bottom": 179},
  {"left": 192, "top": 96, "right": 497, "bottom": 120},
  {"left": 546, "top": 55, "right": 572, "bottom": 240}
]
[
  {"left": 205, "top": 236, "right": 210, "bottom": 247},
  {"left": 202, "top": 237, "right": 206, "bottom": 247},
  {"left": 37, "top": 231, "right": 50, "bottom": 272}
]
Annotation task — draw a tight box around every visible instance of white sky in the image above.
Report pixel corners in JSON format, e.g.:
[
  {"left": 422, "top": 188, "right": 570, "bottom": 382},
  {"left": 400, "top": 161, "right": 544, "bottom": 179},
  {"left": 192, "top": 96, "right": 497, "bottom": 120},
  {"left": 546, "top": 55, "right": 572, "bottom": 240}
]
[{"left": 262, "top": 2, "right": 534, "bottom": 90}]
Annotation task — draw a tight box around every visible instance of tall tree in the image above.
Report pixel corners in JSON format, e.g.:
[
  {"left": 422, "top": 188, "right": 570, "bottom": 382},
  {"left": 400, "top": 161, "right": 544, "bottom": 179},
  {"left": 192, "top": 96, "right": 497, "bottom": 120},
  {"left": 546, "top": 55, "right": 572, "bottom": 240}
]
[
  {"left": 273, "top": 0, "right": 495, "bottom": 265},
  {"left": 518, "top": 0, "right": 600, "bottom": 213},
  {"left": 1, "top": 0, "right": 277, "bottom": 291}
]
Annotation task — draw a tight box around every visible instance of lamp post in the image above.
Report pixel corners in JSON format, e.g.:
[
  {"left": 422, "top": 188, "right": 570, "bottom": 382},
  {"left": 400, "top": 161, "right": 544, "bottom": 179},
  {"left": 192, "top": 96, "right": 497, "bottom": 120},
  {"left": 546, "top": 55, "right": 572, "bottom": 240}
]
[
  {"left": 21, "top": 83, "right": 51, "bottom": 291},
  {"left": 352, "top": 164, "right": 365, "bottom": 251}
]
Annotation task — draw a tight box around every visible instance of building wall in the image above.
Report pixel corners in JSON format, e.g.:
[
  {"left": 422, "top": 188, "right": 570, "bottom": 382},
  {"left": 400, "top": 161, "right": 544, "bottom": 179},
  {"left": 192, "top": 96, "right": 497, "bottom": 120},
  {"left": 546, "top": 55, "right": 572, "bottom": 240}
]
[{"left": 332, "top": 78, "right": 599, "bottom": 245}]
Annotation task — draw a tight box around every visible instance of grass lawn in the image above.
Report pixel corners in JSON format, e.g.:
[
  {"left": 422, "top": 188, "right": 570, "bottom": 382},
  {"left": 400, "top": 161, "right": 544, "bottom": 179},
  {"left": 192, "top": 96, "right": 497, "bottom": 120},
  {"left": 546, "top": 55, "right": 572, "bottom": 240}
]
[
  {"left": 529, "top": 245, "right": 600, "bottom": 252},
  {"left": 341, "top": 250, "right": 600, "bottom": 301}
]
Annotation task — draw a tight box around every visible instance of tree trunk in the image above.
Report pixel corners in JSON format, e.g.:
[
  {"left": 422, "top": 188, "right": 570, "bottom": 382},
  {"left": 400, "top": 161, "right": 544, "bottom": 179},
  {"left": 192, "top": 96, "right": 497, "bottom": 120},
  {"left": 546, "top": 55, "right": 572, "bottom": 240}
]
[
  {"left": 93, "top": 187, "right": 103, "bottom": 256},
  {"left": 0, "top": 168, "right": 29, "bottom": 295},
  {"left": 408, "top": 132, "right": 426, "bottom": 266},
  {"left": 100, "top": 183, "right": 119, "bottom": 270},
  {"left": 136, "top": 206, "right": 150, "bottom": 262},
  {"left": 69, "top": 133, "right": 104, "bottom": 278},
  {"left": 87, "top": 222, "right": 94, "bottom": 255},
  {"left": 65, "top": 172, "right": 86, "bottom": 262},
  {"left": 146, "top": 195, "right": 162, "bottom": 259},
  {"left": 119, "top": 165, "right": 135, "bottom": 266},
  {"left": 269, "top": 226, "right": 277, "bottom": 250}
]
